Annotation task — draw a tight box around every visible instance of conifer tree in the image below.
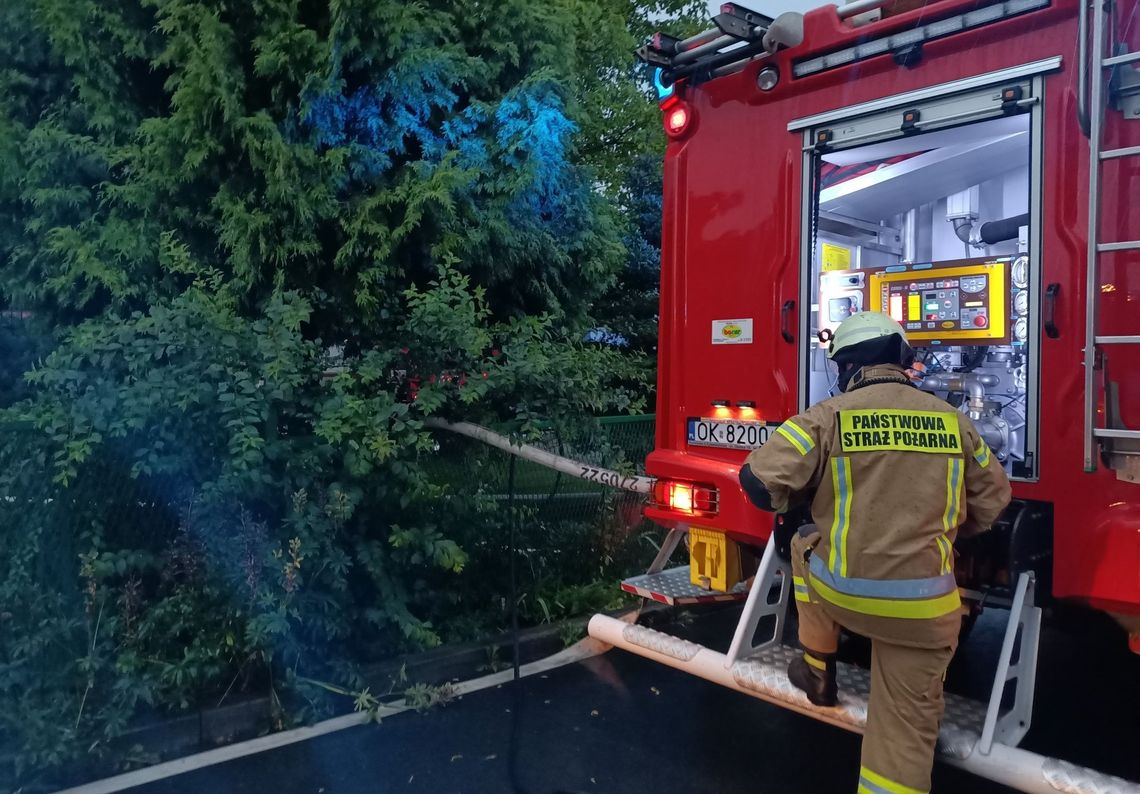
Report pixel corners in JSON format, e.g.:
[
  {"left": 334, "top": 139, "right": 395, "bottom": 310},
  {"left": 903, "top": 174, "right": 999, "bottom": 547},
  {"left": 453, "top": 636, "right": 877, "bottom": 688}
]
[{"left": 0, "top": 0, "right": 703, "bottom": 781}]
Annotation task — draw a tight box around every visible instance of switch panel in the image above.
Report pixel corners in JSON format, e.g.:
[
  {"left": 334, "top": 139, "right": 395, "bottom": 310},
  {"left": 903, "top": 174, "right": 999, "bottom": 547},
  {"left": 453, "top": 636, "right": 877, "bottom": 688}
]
[{"left": 869, "top": 260, "right": 1009, "bottom": 344}]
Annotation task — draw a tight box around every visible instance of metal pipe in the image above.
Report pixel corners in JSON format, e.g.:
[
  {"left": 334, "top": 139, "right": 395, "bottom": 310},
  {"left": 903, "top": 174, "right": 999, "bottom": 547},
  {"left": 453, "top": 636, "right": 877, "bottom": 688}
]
[
  {"left": 903, "top": 209, "right": 918, "bottom": 262},
  {"left": 1102, "top": 144, "right": 1140, "bottom": 160},
  {"left": 921, "top": 373, "right": 1001, "bottom": 389},
  {"left": 1098, "top": 239, "right": 1140, "bottom": 252},
  {"left": 588, "top": 614, "right": 1140, "bottom": 793},
  {"left": 944, "top": 745, "right": 1140, "bottom": 794},
  {"left": 667, "top": 39, "right": 768, "bottom": 82},
  {"left": 672, "top": 33, "right": 737, "bottom": 64},
  {"left": 676, "top": 27, "right": 723, "bottom": 53},
  {"left": 836, "top": 0, "right": 889, "bottom": 20},
  {"left": 1103, "top": 50, "right": 1140, "bottom": 67},
  {"left": 953, "top": 218, "right": 977, "bottom": 246},
  {"left": 424, "top": 418, "right": 653, "bottom": 494},
  {"left": 920, "top": 374, "right": 999, "bottom": 416},
  {"left": 710, "top": 51, "right": 769, "bottom": 79},
  {"left": 1095, "top": 428, "right": 1140, "bottom": 440}
]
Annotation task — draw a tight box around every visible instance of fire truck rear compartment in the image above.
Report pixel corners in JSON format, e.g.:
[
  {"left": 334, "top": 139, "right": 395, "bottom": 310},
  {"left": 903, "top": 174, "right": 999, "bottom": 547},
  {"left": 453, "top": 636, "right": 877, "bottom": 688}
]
[{"left": 806, "top": 112, "right": 1036, "bottom": 480}]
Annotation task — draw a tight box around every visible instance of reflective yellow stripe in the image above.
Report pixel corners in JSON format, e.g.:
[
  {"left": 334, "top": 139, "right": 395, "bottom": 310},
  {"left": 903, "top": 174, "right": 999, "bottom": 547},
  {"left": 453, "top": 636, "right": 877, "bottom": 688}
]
[
  {"left": 935, "top": 458, "right": 961, "bottom": 576},
  {"left": 775, "top": 421, "right": 813, "bottom": 455},
  {"left": 828, "top": 457, "right": 852, "bottom": 577},
  {"left": 942, "top": 458, "right": 963, "bottom": 534},
  {"left": 936, "top": 535, "right": 953, "bottom": 575},
  {"left": 783, "top": 420, "right": 815, "bottom": 452},
  {"left": 860, "top": 766, "right": 928, "bottom": 794},
  {"left": 973, "top": 440, "right": 992, "bottom": 468},
  {"left": 794, "top": 578, "right": 811, "bottom": 603},
  {"left": 808, "top": 570, "right": 962, "bottom": 619},
  {"left": 803, "top": 652, "right": 826, "bottom": 671}
]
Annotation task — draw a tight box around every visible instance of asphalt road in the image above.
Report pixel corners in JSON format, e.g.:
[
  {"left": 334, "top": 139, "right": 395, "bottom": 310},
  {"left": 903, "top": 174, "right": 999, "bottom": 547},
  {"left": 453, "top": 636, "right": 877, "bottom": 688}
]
[{"left": 133, "top": 607, "right": 1139, "bottom": 794}]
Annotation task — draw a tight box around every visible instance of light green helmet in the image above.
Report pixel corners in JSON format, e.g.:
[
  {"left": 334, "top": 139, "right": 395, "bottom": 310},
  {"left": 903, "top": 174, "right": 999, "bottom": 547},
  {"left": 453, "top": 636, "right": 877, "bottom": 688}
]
[{"left": 827, "top": 311, "right": 909, "bottom": 360}]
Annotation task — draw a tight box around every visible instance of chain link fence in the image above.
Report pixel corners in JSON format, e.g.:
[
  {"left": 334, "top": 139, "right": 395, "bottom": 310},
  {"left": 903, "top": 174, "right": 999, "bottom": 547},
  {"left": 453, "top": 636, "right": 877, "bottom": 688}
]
[
  {"left": 0, "top": 414, "right": 659, "bottom": 629},
  {"left": 0, "top": 414, "right": 660, "bottom": 785}
]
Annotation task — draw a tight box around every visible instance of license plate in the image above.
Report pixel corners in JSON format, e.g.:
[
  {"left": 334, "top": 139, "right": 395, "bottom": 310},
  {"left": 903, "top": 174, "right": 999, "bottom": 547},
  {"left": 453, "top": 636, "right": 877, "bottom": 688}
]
[{"left": 687, "top": 418, "right": 773, "bottom": 450}]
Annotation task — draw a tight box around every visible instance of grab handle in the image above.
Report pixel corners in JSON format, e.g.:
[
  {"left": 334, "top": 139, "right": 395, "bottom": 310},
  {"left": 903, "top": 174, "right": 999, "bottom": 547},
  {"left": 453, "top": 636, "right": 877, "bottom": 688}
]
[
  {"left": 781, "top": 300, "right": 796, "bottom": 344},
  {"left": 1044, "top": 283, "right": 1061, "bottom": 339}
]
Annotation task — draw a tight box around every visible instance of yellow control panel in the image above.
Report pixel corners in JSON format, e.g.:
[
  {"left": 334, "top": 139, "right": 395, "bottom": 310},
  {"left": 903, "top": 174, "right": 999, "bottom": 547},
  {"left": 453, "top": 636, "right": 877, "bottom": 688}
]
[{"left": 869, "top": 261, "right": 1008, "bottom": 344}]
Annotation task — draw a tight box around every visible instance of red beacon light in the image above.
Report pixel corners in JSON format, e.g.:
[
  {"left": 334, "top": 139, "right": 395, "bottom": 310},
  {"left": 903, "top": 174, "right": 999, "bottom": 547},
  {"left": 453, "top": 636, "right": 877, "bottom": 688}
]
[{"left": 664, "top": 101, "right": 693, "bottom": 138}]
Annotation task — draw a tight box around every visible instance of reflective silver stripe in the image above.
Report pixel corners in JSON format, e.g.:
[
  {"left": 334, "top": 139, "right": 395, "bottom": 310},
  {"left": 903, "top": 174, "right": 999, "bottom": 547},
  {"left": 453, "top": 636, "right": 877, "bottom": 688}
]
[{"left": 809, "top": 554, "right": 958, "bottom": 599}]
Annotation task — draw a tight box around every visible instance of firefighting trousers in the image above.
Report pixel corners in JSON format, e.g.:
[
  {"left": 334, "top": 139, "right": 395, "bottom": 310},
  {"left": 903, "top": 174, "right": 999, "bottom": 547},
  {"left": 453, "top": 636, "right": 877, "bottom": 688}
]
[{"left": 791, "top": 531, "right": 957, "bottom": 794}]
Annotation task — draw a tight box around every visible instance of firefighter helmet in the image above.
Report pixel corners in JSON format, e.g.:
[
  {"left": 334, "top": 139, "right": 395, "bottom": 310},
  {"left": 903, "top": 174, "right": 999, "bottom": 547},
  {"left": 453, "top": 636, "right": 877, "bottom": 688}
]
[{"left": 827, "top": 312, "right": 910, "bottom": 360}]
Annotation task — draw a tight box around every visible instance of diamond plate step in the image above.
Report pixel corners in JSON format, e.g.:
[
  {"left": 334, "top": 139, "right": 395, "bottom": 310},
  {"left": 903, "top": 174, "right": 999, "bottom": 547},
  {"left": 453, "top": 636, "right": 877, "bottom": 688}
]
[
  {"left": 1042, "top": 759, "right": 1140, "bottom": 794},
  {"left": 729, "top": 643, "right": 988, "bottom": 760},
  {"left": 621, "top": 564, "right": 751, "bottom": 605}
]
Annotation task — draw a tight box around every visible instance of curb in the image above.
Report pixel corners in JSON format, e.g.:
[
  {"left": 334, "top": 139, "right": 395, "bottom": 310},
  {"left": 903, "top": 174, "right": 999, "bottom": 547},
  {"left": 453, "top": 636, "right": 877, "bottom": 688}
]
[
  {"left": 56, "top": 637, "right": 614, "bottom": 794},
  {"left": 52, "top": 604, "right": 670, "bottom": 790}
]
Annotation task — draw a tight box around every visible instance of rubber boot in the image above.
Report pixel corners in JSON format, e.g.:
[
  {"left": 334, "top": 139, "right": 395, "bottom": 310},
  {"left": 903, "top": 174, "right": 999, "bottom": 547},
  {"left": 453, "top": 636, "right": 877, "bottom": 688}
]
[{"left": 787, "top": 648, "right": 838, "bottom": 707}]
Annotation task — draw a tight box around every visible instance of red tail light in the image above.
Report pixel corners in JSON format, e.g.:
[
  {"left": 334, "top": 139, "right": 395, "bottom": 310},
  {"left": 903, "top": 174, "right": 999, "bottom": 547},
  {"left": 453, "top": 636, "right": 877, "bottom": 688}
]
[{"left": 652, "top": 480, "right": 718, "bottom": 516}]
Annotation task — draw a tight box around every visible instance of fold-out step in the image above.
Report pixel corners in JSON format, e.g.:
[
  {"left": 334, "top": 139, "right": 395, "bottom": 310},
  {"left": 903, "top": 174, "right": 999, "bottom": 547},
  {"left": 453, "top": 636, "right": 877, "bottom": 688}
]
[{"left": 621, "top": 564, "right": 750, "bottom": 605}]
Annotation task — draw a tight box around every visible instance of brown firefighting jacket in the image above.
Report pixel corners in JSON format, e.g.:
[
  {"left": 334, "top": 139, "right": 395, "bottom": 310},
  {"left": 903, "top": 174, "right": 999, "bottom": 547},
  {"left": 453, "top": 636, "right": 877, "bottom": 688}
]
[{"left": 743, "top": 364, "right": 1011, "bottom": 642}]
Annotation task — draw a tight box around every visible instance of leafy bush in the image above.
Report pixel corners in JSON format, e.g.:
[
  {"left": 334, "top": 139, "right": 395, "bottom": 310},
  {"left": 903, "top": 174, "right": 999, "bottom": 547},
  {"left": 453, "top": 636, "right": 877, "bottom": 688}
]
[{"left": 0, "top": 0, "right": 702, "bottom": 785}]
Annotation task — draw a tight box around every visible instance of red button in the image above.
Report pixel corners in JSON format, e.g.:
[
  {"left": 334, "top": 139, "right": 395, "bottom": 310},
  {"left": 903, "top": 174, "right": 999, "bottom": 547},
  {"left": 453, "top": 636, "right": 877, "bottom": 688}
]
[{"left": 973, "top": 315, "right": 988, "bottom": 327}]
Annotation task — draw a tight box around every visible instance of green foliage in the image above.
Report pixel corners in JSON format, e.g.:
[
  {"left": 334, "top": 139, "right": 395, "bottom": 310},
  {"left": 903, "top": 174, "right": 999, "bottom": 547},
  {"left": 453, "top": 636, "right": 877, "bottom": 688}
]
[
  {"left": 592, "top": 154, "right": 665, "bottom": 368},
  {"left": 403, "top": 681, "right": 457, "bottom": 712},
  {"left": 0, "top": 0, "right": 692, "bottom": 785}
]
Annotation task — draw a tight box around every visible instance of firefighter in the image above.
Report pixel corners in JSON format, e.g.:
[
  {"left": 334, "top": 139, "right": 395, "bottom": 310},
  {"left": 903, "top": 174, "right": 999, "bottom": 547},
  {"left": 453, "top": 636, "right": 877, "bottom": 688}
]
[{"left": 738, "top": 312, "right": 1011, "bottom": 794}]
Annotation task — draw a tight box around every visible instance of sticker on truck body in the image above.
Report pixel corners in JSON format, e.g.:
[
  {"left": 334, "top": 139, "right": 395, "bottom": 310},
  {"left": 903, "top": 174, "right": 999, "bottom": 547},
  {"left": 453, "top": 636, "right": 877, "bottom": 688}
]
[{"left": 712, "top": 318, "right": 753, "bottom": 344}]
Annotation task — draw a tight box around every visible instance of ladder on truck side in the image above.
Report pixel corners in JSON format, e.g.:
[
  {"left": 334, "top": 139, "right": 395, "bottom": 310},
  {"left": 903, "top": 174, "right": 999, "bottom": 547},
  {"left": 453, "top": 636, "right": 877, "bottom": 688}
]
[
  {"left": 1082, "top": 0, "right": 1140, "bottom": 478},
  {"left": 591, "top": 529, "right": 1140, "bottom": 792}
]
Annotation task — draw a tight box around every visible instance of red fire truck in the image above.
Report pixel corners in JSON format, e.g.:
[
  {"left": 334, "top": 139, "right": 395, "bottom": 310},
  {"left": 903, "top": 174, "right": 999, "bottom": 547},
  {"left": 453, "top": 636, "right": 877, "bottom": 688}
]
[{"left": 587, "top": 1, "right": 1140, "bottom": 790}]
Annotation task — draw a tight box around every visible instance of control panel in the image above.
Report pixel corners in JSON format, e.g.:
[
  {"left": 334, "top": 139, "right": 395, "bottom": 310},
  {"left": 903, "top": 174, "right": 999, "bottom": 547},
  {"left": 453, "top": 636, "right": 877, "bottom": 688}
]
[
  {"left": 818, "top": 257, "right": 1011, "bottom": 345},
  {"left": 869, "top": 260, "right": 1009, "bottom": 344}
]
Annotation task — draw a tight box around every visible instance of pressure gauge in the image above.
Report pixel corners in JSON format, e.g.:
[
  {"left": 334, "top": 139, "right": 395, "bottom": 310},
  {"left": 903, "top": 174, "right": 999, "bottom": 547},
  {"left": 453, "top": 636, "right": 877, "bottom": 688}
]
[
  {"left": 1011, "top": 256, "right": 1029, "bottom": 288},
  {"left": 1014, "top": 316, "right": 1028, "bottom": 342},
  {"left": 1013, "top": 290, "right": 1029, "bottom": 316}
]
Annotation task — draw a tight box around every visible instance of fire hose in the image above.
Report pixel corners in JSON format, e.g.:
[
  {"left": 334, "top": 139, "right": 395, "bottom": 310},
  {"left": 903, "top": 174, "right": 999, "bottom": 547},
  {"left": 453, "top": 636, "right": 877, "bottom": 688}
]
[{"left": 423, "top": 418, "right": 654, "bottom": 494}]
